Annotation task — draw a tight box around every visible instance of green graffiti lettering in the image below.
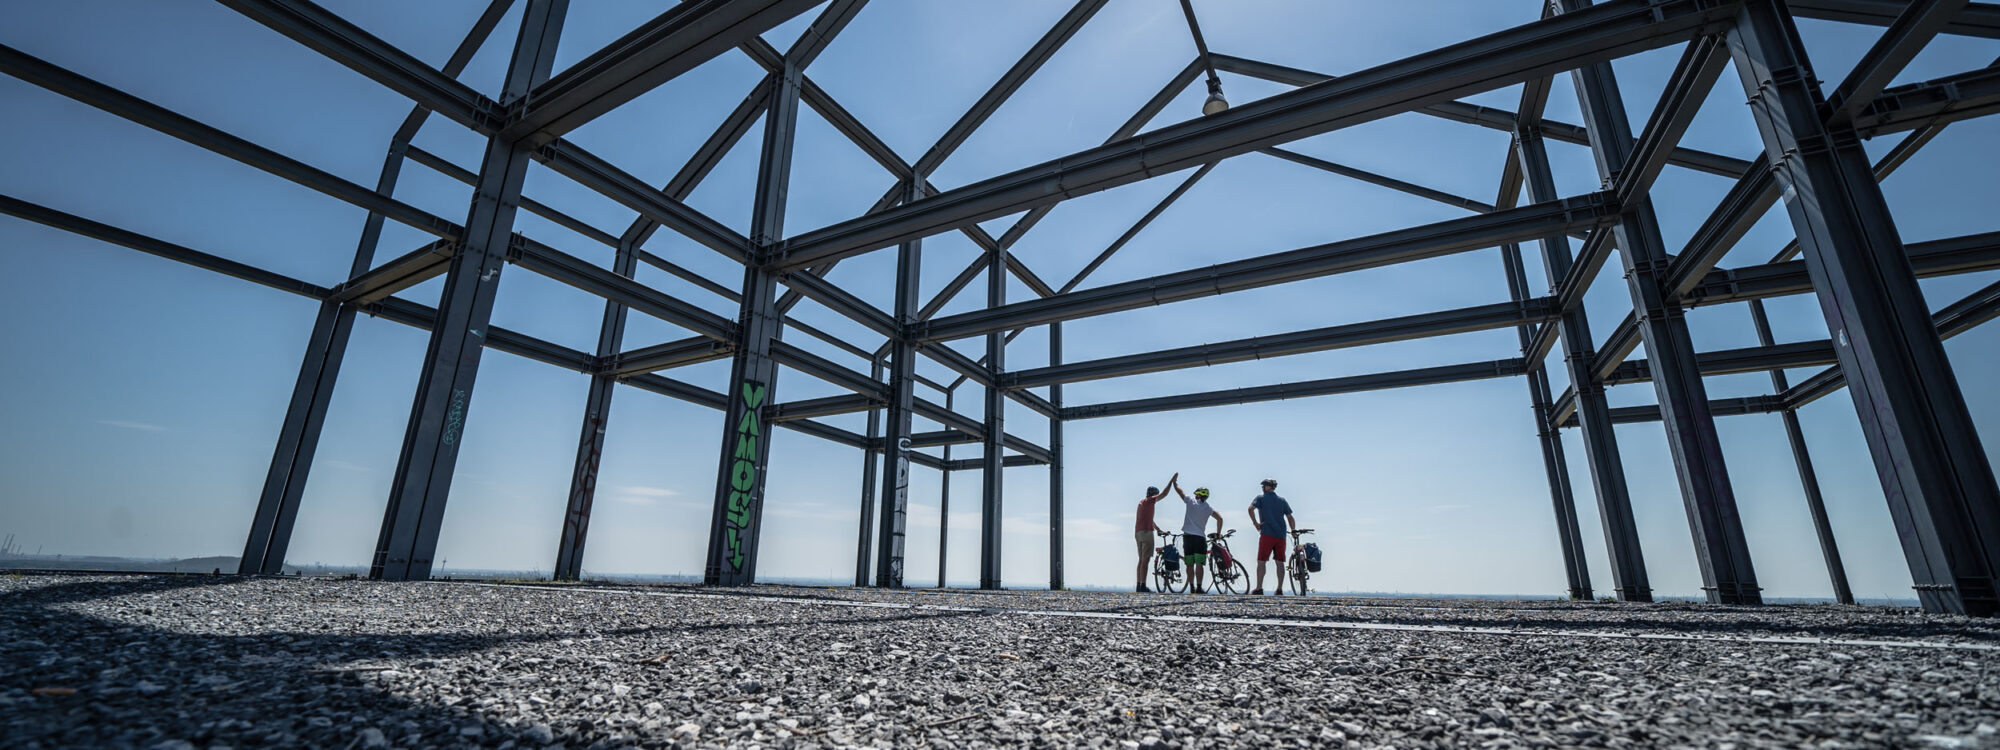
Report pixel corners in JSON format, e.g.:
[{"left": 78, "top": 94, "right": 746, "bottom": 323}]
[
  {"left": 739, "top": 382, "right": 767, "bottom": 409},
  {"left": 731, "top": 459, "right": 755, "bottom": 491},
  {"left": 727, "top": 491, "right": 753, "bottom": 526},
  {"left": 734, "top": 434, "right": 758, "bottom": 461}
]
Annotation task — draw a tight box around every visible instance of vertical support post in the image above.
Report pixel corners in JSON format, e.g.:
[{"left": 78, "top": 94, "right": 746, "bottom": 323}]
[
  {"left": 854, "top": 361, "right": 882, "bottom": 587},
  {"left": 1048, "top": 322, "right": 1065, "bottom": 591},
  {"left": 1727, "top": 0, "right": 2000, "bottom": 615},
  {"left": 979, "top": 246, "right": 1007, "bottom": 590},
  {"left": 553, "top": 235, "right": 638, "bottom": 581},
  {"left": 704, "top": 57, "right": 800, "bottom": 586},
  {"left": 874, "top": 178, "right": 923, "bottom": 588},
  {"left": 939, "top": 391, "right": 953, "bottom": 588},
  {"left": 1502, "top": 244, "right": 1593, "bottom": 600},
  {"left": 1516, "top": 128, "right": 1652, "bottom": 601},
  {"left": 372, "top": 0, "right": 567, "bottom": 581},
  {"left": 1560, "top": 1, "right": 1760, "bottom": 604},
  {"left": 1750, "top": 300, "right": 1855, "bottom": 604},
  {"left": 241, "top": 143, "right": 408, "bottom": 576}
]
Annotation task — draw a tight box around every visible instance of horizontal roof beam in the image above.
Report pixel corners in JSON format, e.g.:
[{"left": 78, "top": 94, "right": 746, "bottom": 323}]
[
  {"left": 1063, "top": 359, "right": 1527, "bottom": 421},
  {"left": 501, "top": 0, "right": 822, "bottom": 143},
  {"left": 216, "top": 0, "right": 504, "bottom": 133},
  {"left": 919, "top": 193, "right": 1619, "bottom": 343},
  {"left": 1211, "top": 54, "right": 1753, "bottom": 179},
  {"left": 0, "top": 44, "right": 462, "bottom": 240},
  {"left": 1787, "top": 0, "right": 2000, "bottom": 40},
  {"left": 1007, "top": 297, "right": 1556, "bottom": 390},
  {"left": 769, "top": 0, "right": 1741, "bottom": 271}
]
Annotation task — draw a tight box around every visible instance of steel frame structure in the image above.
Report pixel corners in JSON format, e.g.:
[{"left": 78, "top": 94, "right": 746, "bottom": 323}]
[{"left": 6, "top": 0, "right": 1999, "bottom": 613}]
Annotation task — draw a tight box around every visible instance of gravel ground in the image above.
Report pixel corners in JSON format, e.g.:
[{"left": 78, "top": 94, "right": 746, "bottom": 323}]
[{"left": 4, "top": 574, "right": 1998, "bottom": 749}]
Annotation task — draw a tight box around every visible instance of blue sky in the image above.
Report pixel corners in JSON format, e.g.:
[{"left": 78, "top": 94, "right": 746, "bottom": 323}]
[{"left": 2, "top": 1, "right": 1996, "bottom": 598}]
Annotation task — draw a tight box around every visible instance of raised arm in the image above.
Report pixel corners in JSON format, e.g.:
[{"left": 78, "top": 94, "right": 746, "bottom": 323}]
[
  {"left": 1247, "top": 502, "right": 1261, "bottom": 531},
  {"left": 1209, "top": 510, "right": 1224, "bottom": 536}
]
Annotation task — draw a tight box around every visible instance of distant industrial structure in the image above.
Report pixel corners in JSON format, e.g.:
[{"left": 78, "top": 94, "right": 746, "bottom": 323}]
[{"left": 4, "top": 0, "right": 1997, "bottom": 614}]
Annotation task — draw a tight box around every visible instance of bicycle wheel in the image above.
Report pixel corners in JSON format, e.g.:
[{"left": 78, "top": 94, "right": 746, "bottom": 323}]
[
  {"left": 1288, "top": 556, "right": 1310, "bottom": 595},
  {"left": 1212, "top": 558, "right": 1249, "bottom": 594},
  {"left": 1154, "top": 559, "right": 1187, "bottom": 593}
]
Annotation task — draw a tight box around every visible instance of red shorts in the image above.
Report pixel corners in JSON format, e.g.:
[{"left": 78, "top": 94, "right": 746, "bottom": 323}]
[{"left": 1258, "top": 534, "right": 1286, "bottom": 562}]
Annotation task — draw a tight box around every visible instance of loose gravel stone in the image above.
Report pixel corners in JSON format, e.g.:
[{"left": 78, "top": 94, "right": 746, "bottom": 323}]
[{"left": 3, "top": 574, "right": 1997, "bottom": 748}]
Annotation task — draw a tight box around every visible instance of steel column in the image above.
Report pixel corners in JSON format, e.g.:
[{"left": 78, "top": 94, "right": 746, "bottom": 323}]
[
  {"left": 1049, "top": 322, "right": 1065, "bottom": 591},
  {"left": 240, "top": 145, "right": 408, "bottom": 576},
  {"left": 371, "top": 0, "right": 567, "bottom": 581},
  {"left": 1726, "top": 0, "right": 2000, "bottom": 615},
  {"left": 874, "top": 178, "right": 923, "bottom": 588},
  {"left": 1504, "top": 245, "right": 1594, "bottom": 600},
  {"left": 1561, "top": 3, "right": 1760, "bottom": 605},
  {"left": 854, "top": 361, "right": 882, "bottom": 587},
  {"left": 552, "top": 237, "right": 638, "bottom": 581},
  {"left": 940, "top": 392, "right": 954, "bottom": 589},
  {"left": 1749, "top": 301, "right": 1855, "bottom": 604},
  {"left": 703, "top": 57, "right": 801, "bottom": 586},
  {"left": 979, "top": 245, "right": 1007, "bottom": 590},
  {"left": 1515, "top": 127, "right": 1651, "bottom": 602}
]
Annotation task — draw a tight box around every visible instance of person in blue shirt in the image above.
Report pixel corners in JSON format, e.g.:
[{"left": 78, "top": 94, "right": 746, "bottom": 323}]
[{"left": 1246, "top": 478, "right": 1296, "bottom": 595}]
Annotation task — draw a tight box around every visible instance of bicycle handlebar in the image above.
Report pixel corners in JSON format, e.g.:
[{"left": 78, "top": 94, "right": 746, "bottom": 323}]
[{"left": 1290, "top": 528, "right": 1315, "bottom": 536}]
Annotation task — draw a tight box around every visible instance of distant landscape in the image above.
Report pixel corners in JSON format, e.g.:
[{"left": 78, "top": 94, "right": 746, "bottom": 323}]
[{"left": 1, "top": 553, "right": 1917, "bottom": 606}]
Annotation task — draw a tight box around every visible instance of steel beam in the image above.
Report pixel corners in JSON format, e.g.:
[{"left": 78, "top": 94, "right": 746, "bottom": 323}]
[
  {"left": 1827, "top": 0, "right": 1972, "bottom": 124},
  {"left": 1788, "top": 0, "right": 2000, "bottom": 39},
  {"left": 766, "top": 393, "right": 881, "bottom": 423},
  {"left": 1564, "top": 3, "right": 1761, "bottom": 605},
  {"left": 770, "top": 0, "right": 1741, "bottom": 271},
  {"left": 604, "top": 336, "right": 734, "bottom": 378},
  {"left": 1212, "top": 54, "right": 1753, "bottom": 180},
  {"left": 552, "top": 235, "right": 638, "bottom": 581},
  {"left": 0, "top": 44, "right": 461, "bottom": 240},
  {"left": 1750, "top": 301, "right": 1855, "bottom": 604},
  {"left": 501, "top": 0, "right": 821, "bottom": 143},
  {"left": 1501, "top": 72, "right": 1593, "bottom": 601},
  {"left": 1062, "top": 359, "right": 1526, "bottom": 421},
  {"left": 705, "top": 58, "right": 801, "bottom": 586},
  {"left": 531, "top": 138, "right": 751, "bottom": 261},
  {"left": 1614, "top": 35, "right": 1732, "bottom": 204},
  {"left": 1849, "top": 63, "right": 2000, "bottom": 136},
  {"left": 875, "top": 179, "right": 922, "bottom": 589},
  {"left": 1048, "top": 322, "right": 1066, "bottom": 591},
  {"left": 1515, "top": 125, "right": 1652, "bottom": 603},
  {"left": 1601, "top": 340, "right": 1840, "bottom": 386},
  {"left": 371, "top": 0, "right": 568, "bottom": 582},
  {"left": 855, "top": 362, "right": 882, "bottom": 587},
  {"left": 919, "top": 194, "right": 1617, "bottom": 343},
  {"left": 1007, "top": 298, "right": 1556, "bottom": 390},
  {"left": 215, "top": 0, "right": 505, "bottom": 132},
  {"left": 940, "top": 392, "right": 955, "bottom": 588},
  {"left": 979, "top": 243, "right": 1007, "bottom": 591},
  {"left": 1728, "top": 0, "right": 2000, "bottom": 615}
]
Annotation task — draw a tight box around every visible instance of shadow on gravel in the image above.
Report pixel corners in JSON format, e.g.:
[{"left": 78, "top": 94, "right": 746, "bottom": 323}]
[
  {"left": 1192, "top": 607, "right": 2000, "bottom": 643},
  {"left": 2, "top": 576, "right": 619, "bottom": 748}
]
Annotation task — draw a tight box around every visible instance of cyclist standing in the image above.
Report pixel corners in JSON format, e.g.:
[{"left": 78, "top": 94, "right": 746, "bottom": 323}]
[
  {"left": 1247, "top": 478, "right": 1297, "bottom": 595},
  {"left": 1173, "top": 484, "right": 1224, "bottom": 593},
  {"left": 1134, "top": 473, "right": 1177, "bottom": 593}
]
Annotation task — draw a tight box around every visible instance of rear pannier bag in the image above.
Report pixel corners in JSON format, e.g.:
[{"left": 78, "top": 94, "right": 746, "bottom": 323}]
[
  {"left": 1303, "top": 542, "right": 1323, "bottom": 573},
  {"left": 1162, "top": 544, "right": 1181, "bottom": 571}
]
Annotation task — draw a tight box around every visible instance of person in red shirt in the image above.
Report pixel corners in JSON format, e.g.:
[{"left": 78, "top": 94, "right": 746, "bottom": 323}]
[{"left": 1134, "top": 472, "right": 1177, "bottom": 592}]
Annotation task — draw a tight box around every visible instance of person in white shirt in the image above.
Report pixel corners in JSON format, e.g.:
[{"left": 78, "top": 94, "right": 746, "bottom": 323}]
[{"left": 1173, "top": 484, "right": 1224, "bottom": 593}]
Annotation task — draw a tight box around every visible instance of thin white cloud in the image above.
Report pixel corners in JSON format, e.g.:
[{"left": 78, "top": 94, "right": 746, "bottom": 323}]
[
  {"left": 612, "top": 494, "right": 660, "bottom": 506},
  {"left": 617, "top": 485, "right": 678, "bottom": 497},
  {"left": 97, "top": 419, "right": 165, "bottom": 432}
]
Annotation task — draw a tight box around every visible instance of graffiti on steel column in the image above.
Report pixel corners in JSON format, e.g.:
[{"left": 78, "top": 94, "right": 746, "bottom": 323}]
[
  {"left": 441, "top": 388, "right": 468, "bottom": 446},
  {"left": 889, "top": 436, "right": 911, "bottom": 585},
  {"left": 723, "top": 381, "right": 768, "bottom": 574}
]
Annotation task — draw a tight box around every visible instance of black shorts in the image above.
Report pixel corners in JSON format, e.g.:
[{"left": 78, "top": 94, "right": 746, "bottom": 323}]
[{"left": 1182, "top": 534, "right": 1209, "bottom": 556}]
